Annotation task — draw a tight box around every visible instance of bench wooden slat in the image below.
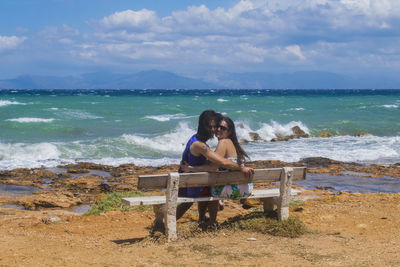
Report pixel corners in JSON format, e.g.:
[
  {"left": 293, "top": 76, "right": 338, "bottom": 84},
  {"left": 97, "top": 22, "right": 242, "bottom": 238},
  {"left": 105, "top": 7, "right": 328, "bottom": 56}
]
[
  {"left": 122, "top": 188, "right": 301, "bottom": 206},
  {"left": 138, "top": 167, "right": 306, "bottom": 189}
]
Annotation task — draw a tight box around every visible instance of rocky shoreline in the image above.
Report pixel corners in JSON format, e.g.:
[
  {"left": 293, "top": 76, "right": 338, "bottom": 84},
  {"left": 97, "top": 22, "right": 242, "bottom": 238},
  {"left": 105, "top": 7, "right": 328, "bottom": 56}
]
[
  {"left": 1, "top": 157, "right": 399, "bottom": 211},
  {"left": 1, "top": 157, "right": 400, "bottom": 266}
]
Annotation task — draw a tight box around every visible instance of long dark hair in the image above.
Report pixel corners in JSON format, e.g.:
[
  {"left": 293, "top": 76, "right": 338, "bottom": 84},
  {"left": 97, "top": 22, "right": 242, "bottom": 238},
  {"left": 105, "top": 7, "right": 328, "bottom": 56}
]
[
  {"left": 221, "top": 116, "right": 249, "bottom": 164},
  {"left": 196, "top": 110, "right": 222, "bottom": 142}
]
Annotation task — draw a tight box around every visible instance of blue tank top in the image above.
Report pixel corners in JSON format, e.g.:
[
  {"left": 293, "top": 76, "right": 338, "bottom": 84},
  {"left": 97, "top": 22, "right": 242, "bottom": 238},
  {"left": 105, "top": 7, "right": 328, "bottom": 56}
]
[
  {"left": 179, "top": 134, "right": 208, "bottom": 197},
  {"left": 181, "top": 134, "right": 207, "bottom": 167}
]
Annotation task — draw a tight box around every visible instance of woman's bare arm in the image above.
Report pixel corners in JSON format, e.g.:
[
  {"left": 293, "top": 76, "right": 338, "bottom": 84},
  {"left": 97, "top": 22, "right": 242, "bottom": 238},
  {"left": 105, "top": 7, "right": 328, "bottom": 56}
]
[
  {"left": 180, "top": 139, "right": 227, "bottom": 173},
  {"left": 180, "top": 161, "right": 218, "bottom": 172},
  {"left": 191, "top": 141, "right": 254, "bottom": 178}
]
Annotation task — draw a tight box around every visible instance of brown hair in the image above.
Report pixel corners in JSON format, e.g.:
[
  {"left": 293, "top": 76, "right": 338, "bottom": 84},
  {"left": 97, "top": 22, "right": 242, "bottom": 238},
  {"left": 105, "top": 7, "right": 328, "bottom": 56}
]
[
  {"left": 196, "top": 110, "right": 222, "bottom": 142},
  {"left": 220, "top": 116, "right": 249, "bottom": 164}
]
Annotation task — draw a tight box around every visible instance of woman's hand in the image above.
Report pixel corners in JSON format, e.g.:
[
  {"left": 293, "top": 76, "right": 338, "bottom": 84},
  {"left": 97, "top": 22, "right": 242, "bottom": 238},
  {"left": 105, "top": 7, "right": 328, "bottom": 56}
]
[
  {"left": 180, "top": 161, "right": 194, "bottom": 172},
  {"left": 240, "top": 166, "right": 255, "bottom": 179}
]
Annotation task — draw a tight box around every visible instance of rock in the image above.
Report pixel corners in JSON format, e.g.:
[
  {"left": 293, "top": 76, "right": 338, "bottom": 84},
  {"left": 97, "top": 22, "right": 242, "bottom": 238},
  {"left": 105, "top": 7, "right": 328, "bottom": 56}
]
[
  {"left": 270, "top": 126, "right": 309, "bottom": 142},
  {"left": 18, "top": 191, "right": 82, "bottom": 209},
  {"left": 42, "top": 215, "right": 62, "bottom": 224},
  {"left": 247, "top": 237, "right": 257, "bottom": 241},
  {"left": 315, "top": 186, "right": 335, "bottom": 191},
  {"left": 99, "top": 183, "right": 112, "bottom": 193},
  {"left": 64, "top": 176, "right": 103, "bottom": 192},
  {"left": 316, "top": 131, "right": 334, "bottom": 138},
  {"left": 239, "top": 139, "right": 249, "bottom": 145},
  {"left": 300, "top": 157, "right": 343, "bottom": 168},
  {"left": 67, "top": 168, "right": 90, "bottom": 174},
  {"left": 249, "top": 132, "right": 262, "bottom": 141},
  {"left": 354, "top": 131, "right": 371, "bottom": 137},
  {"left": 271, "top": 134, "right": 290, "bottom": 142},
  {"left": 291, "top": 126, "right": 309, "bottom": 138}
]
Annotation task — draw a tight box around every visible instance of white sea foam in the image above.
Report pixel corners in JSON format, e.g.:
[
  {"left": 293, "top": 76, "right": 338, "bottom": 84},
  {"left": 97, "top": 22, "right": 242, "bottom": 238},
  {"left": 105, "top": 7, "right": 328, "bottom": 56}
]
[
  {"left": 383, "top": 104, "right": 398, "bottom": 108},
  {"left": 0, "top": 100, "right": 26, "bottom": 107},
  {"left": 217, "top": 98, "right": 228, "bottom": 102},
  {"left": 0, "top": 142, "right": 63, "bottom": 170},
  {"left": 49, "top": 107, "right": 59, "bottom": 110},
  {"left": 6, "top": 117, "right": 55, "bottom": 123},
  {"left": 122, "top": 122, "right": 197, "bottom": 153},
  {"left": 60, "top": 110, "right": 103, "bottom": 119},
  {"left": 289, "top": 107, "right": 305, "bottom": 111},
  {"left": 144, "top": 114, "right": 193, "bottom": 122},
  {"left": 245, "top": 135, "right": 400, "bottom": 164}
]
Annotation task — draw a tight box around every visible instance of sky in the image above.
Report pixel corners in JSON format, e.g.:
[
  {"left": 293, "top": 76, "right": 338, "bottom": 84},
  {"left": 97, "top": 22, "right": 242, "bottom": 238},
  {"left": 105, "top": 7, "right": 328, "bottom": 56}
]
[{"left": 1, "top": 0, "right": 400, "bottom": 80}]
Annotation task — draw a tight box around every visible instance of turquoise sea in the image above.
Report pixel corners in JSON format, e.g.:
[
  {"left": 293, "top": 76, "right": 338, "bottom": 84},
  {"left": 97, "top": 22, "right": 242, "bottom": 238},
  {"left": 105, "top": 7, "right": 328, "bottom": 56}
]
[{"left": 0, "top": 89, "right": 399, "bottom": 170}]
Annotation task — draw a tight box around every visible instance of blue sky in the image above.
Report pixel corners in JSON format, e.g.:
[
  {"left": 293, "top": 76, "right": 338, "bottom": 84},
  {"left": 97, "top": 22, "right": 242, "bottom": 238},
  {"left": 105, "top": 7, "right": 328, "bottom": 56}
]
[{"left": 1, "top": 0, "right": 399, "bottom": 80}]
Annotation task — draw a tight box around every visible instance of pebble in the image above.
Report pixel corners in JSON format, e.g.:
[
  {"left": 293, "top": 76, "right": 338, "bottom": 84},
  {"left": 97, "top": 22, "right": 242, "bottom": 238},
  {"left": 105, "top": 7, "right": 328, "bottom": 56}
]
[
  {"left": 356, "top": 223, "right": 367, "bottom": 229},
  {"left": 247, "top": 237, "right": 257, "bottom": 241},
  {"left": 43, "top": 216, "right": 61, "bottom": 224}
]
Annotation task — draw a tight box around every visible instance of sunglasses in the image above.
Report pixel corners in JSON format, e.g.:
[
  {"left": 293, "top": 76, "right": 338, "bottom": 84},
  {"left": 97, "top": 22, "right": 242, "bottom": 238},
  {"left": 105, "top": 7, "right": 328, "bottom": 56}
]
[{"left": 218, "top": 125, "right": 228, "bottom": 131}]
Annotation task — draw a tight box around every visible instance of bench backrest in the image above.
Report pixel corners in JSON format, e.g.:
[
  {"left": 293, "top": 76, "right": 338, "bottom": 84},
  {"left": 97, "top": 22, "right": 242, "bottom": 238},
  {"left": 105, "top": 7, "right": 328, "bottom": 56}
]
[{"left": 137, "top": 167, "right": 306, "bottom": 190}]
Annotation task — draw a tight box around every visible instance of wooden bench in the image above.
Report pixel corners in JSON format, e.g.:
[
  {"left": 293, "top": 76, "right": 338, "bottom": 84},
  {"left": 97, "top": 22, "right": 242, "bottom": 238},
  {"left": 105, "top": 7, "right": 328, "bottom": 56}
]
[{"left": 122, "top": 166, "right": 306, "bottom": 242}]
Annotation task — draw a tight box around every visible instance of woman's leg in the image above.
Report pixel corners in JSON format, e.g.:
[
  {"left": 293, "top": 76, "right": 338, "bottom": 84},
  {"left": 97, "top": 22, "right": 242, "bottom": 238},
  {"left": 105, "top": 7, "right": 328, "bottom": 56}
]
[
  {"left": 176, "top": 202, "right": 193, "bottom": 220},
  {"left": 207, "top": 200, "right": 219, "bottom": 223},
  {"left": 198, "top": 201, "right": 208, "bottom": 222}
]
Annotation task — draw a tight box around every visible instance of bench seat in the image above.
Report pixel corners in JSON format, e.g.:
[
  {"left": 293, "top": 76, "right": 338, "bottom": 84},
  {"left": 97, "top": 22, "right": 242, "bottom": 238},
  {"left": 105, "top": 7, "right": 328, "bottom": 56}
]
[{"left": 122, "top": 188, "right": 301, "bottom": 206}]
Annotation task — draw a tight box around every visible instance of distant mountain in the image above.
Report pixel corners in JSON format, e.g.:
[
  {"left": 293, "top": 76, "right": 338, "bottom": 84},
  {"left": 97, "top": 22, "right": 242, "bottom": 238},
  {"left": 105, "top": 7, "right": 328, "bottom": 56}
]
[
  {"left": 0, "top": 70, "right": 220, "bottom": 90},
  {"left": 0, "top": 69, "right": 399, "bottom": 89},
  {"left": 205, "top": 71, "right": 398, "bottom": 89}
]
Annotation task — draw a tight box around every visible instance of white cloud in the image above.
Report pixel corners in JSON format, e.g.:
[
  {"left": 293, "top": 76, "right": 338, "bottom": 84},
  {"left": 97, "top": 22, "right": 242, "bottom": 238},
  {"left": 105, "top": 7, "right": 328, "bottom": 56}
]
[
  {"left": 99, "top": 9, "right": 159, "bottom": 32},
  {"left": 0, "top": 36, "right": 26, "bottom": 51},
  {"left": 285, "top": 45, "right": 306, "bottom": 60}
]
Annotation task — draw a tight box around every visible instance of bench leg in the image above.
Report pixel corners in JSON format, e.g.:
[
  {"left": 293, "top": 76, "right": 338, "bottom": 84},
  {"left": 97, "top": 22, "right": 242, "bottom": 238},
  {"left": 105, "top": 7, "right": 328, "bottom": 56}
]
[
  {"left": 165, "top": 172, "right": 179, "bottom": 242},
  {"left": 278, "top": 167, "right": 293, "bottom": 221},
  {"left": 152, "top": 204, "right": 165, "bottom": 232},
  {"left": 262, "top": 197, "right": 275, "bottom": 213}
]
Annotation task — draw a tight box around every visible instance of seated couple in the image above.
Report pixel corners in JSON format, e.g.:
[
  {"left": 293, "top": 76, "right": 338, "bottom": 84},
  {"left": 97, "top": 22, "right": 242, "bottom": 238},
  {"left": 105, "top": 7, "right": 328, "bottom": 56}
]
[{"left": 177, "top": 110, "right": 254, "bottom": 225}]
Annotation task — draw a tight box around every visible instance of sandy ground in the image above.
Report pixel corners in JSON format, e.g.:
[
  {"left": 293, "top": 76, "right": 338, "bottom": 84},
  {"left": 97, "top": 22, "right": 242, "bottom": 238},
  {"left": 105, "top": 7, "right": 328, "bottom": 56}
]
[{"left": 1, "top": 191, "right": 400, "bottom": 266}]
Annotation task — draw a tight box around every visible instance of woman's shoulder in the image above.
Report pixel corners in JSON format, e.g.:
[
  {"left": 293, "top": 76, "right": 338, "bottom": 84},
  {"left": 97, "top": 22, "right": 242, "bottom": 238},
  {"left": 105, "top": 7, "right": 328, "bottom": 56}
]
[{"left": 218, "top": 138, "right": 234, "bottom": 145}]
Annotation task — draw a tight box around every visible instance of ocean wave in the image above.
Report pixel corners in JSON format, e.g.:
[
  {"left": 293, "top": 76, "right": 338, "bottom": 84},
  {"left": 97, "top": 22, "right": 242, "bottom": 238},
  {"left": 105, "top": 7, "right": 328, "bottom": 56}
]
[
  {"left": 6, "top": 117, "right": 55, "bottom": 123},
  {"left": 0, "top": 100, "right": 26, "bottom": 107},
  {"left": 0, "top": 142, "right": 62, "bottom": 169},
  {"left": 0, "top": 134, "right": 399, "bottom": 170},
  {"left": 217, "top": 98, "right": 229, "bottom": 102},
  {"left": 122, "top": 122, "right": 197, "bottom": 153},
  {"left": 144, "top": 114, "right": 193, "bottom": 122},
  {"left": 58, "top": 110, "right": 103, "bottom": 120},
  {"left": 383, "top": 104, "right": 398, "bottom": 108}
]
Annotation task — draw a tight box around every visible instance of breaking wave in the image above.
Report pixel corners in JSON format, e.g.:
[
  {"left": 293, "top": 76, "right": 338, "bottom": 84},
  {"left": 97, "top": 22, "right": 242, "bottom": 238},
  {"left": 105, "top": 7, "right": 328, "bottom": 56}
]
[
  {"left": 0, "top": 100, "right": 26, "bottom": 107},
  {"left": 6, "top": 117, "right": 55, "bottom": 123},
  {"left": 0, "top": 121, "right": 399, "bottom": 170}
]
